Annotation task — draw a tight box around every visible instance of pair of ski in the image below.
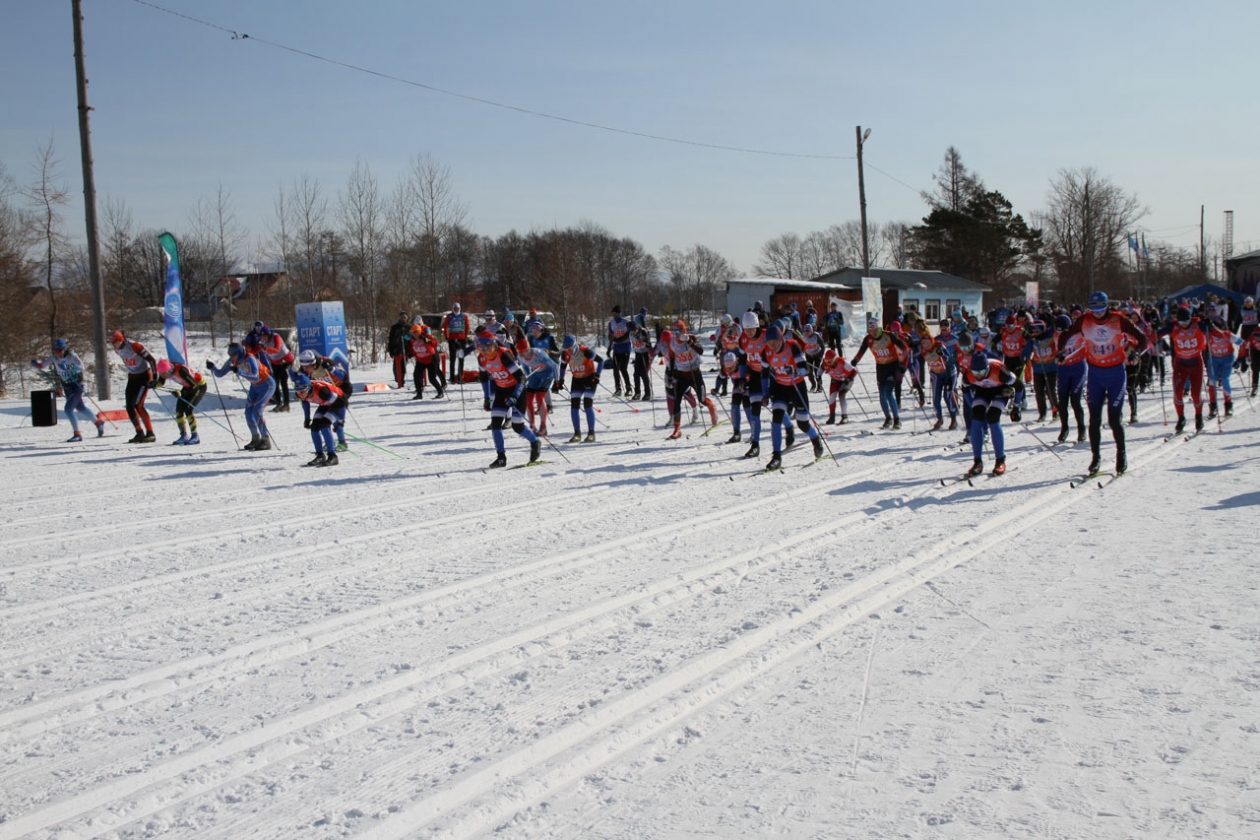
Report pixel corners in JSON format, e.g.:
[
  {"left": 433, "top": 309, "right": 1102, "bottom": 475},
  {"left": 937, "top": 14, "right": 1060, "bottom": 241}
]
[
  {"left": 757, "top": 441, "right": 828, "bottom": 475},
  {"left": 1069, "top": 470, "right": 1122, "bottom": 489},
  {"left": 664, "top": 419, "right": 727, "bottom": 441},
  {"left": 939, "top": 465, "right": 1012, "bottom": 488}
]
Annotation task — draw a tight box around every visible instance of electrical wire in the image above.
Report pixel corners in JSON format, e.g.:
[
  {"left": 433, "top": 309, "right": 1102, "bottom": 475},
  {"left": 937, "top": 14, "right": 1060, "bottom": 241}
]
[{"left": 130, "top": 0, "right": 855, "bottom": 162}]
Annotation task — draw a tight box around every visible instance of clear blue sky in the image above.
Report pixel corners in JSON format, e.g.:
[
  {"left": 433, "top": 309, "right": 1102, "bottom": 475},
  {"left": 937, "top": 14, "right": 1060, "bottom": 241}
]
[{"left": 3, "top": 0, "right": 1257, "bottom": 275}]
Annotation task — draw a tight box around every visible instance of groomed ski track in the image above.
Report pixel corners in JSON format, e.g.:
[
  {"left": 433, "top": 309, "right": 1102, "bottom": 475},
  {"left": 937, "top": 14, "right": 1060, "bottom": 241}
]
[{"left": 0, "top": 376, "right": 1254, "bottom": 839}]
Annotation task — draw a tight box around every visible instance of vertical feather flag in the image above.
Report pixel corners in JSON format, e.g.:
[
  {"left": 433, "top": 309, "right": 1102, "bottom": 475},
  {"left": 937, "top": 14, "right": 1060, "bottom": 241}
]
[{"left": 158, "top": 232, "right": 188, "bottom": 366}]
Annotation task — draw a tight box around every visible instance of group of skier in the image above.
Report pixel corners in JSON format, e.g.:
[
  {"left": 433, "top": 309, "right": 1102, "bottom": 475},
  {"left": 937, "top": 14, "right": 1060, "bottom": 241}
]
[{"left": 29, "top": 289, "right": 1257, "bottom": 477}]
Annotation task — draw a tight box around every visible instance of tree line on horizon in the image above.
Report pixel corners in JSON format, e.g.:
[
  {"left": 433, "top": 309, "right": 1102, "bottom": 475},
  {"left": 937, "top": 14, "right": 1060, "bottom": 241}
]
[{"left": 0, "top": 143, "right": 1230, "bottom": 395}]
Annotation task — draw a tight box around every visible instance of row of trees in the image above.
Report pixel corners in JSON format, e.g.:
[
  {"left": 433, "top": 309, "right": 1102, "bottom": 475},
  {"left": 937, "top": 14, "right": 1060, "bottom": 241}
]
[
  {"left": 752, "top": 147, "right": 1227, "bottom": 307},
  {"left": 0, "top": 141, "right": 1232, "bottom": 394}
]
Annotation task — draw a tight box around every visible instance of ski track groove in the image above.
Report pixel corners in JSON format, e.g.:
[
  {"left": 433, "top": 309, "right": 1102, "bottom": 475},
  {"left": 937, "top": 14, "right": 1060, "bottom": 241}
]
[
  {"left": 0, "top": 437, "right": 957, "bottom": 733},
  {"left": 0, "top": 395, "right": 1203, "bottom": 839}
]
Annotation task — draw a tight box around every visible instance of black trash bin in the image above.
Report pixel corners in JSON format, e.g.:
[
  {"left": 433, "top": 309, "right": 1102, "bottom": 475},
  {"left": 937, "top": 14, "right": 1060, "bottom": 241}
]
[{"left": 31, "top": 390, "right": 58, "bottom": 427}]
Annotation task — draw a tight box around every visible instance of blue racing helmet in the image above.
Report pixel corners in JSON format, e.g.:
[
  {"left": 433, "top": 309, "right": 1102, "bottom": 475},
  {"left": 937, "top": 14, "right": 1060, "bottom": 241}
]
[
  {"left": 290, "top": 371, "right": 311, "bottom": 392},
  {"left": 227, "top": 342, "right": 246, "bottom": 360},
  {"left": 970, "top": 351, "right": 990, "bottom": 374},
  {"left": 1087, "top": 291, "right": 1108, "bottom": 314},
  {"left": 51, "top": 338, "right": 68, "bottom": 353},
  {"left": 1054, "top": 314, "right": 1072, "bottom": 331},
  {"left": 561, "top": 335, "right": 577, "bottom": 350}
]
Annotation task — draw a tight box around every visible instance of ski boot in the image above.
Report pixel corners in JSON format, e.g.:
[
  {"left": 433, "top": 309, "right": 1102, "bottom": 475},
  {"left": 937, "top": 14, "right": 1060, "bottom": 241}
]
[
  {"left": 839, "top": 415, "right": 849, "bottom": 424},
  {"left": 1116, "top": 450, "right": 1127, "bottom": 475},
  {"left": 613, "top": 387, "right": 622, "bottom": 397},
  {"left": 141, "top": 431, "right": 156, "bottom": 443},
  {"left": 1087, "top": 454, "right": 1101, "bottom": 475},
  {"left": 1036, "top": 413, "right": 1046, "bottom": 423},
  {"left": 306, "top": 453, "right": 326, "bottom": 467},
  {"left": 95, "top": 418, "right": 106, "bottom": 437},
  {"left": 825, "top": 414, "right": 836, "bottom": 425},
  {"left": 67, "top": 431, "right": 83, "bottom": 442},
  {"left": 744, "top": 441, "right": 760, "bottom": 459},
  {"left": 435, "top": 389, "right": 446, "bottom": 399},
  {"left": 1129, "top": 409, "right": 1138, "bottom": 425},
  {"left": 568, "top": 432, "right": 583, "bottom": 443},
  {"left": 529, "top": 439, "right": 542, "bottom": 463},
  {"left": 892, "top": 418, "right": 901, "bottom": 430},
  {"left": 1195, "top": 413, "right": 1204, "bottom": 432},
  {"left": 412, "top": 392, "right": 423, "bottom": 400},
  {"left": 632, "top": 391, "right": 641, "bottom": 400},
  {"left": 992, "top": 456, "right": 1006, "bottom": 476},
  {"left": 1225, "top": 400, "right": 1233, "bottom": 417},
  {"left": 1077, "top": 428, "right": 1086, "bottom": 443},
  {"left": 881, "top": 417, "right": 892, "bottom": 430},
  {"left": 948, "top": 417, "right": 957, "bottom": 431},
  {"left": 667, "top": 426, "right": 682, "bottom": 440},
  {"left": 336, "top": 441, "right": 349, "bottom": 452},
  {"left": 727, "top": 432, "right": 742, "bottom": 444},
  {"left": 1208, "top": 404, "right": 1218, "bottom": 419},
  {"left": 187, "top": 433, "right": 200, "bottom": 445},
  {"left": 489, "top": 451, "right": 507, "bottom": 469},
  {"left": 243, "top": 436, "right": 261, "bottom": 451},
  {"left": 812, "top": 436, "right": 824, "bottom": 458},
  {"left": 172, "top": 434, "right": 188, "bottom": 445},
  {"left": 765, "top": 452, "right": 783, "bottom": 471},
  {"left": 320, "top": 452, "right": 339, "bottom": 467},
  {"left": 1174, "top": 416, "right": 1186, "bottom": 435},
  {"left": 967, "top": 459, "right": 984, "bottom": 477},
  {"left": 127, "top": 431, "right": 146, "bottom": 444},
  {"left": 1057, "top": 427, "right": 1070, "bottom": 443},
  {"left": 254, "top": 437, "right": 272, "bottom": 451},
  {"left": 584, "top": 432, "right": 596, "bottom": 443},
  {"left": 932, "top": 418, "right": 944, "bottom": 431}
]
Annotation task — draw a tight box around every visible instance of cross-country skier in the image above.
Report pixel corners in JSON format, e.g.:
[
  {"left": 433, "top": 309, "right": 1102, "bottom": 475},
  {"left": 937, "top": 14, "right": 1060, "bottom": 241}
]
[
  {"left": 408, "top": 323, "right": 446, "bottom": 400},
  {"left": 154, "top": 358, "right": 207, "bottom": 445},
  {"left": 442, "top": 302, "right": 471, "bottom": 381},
  {"left": 294, "top": 349, "right": 352, "bottom": 450},
  {"left": 631, "top": 323, "right": 653, "bottom": 401},
  {"left": 800, "top": 324, "right": 825, "bottom": 392},
  {"left": 1028, "top": 319, "right": 1059, "bottom": 423},
  {"left": 961, "top": 351, "right": 1018, "bottom": 477},
  {"left": 738, "top": 311, "right": 770, "bottom": 458},
  {"left": 721, "top": 350, "right": 751, "bottom": 442},
  {"left": 475, "top": 332, "right": 542, "bottom": 467},
  {"left": 820, "top": 348, "right": 858, "bottom": 425},
  {"left": 607, "top": 306, "right": 634, "bottom": 396},
  {"left": 255, "top": 324, "right": 294, "bottom": 411},
  {"left": 760, "top": 325, "right": 824, "bottom": 470},
  {"left": 516, "top": 337, "right": 560, "bottom": 435},
  {"left": 292, "top": 370, "right": 345, "bottom": 467},
  {"left": 1156, "top": 306, "right": 1207, "bottom": 434},
  {"left": 559, "top": 335, "right": 603, "bottom": 443},
  {"left": 1054, "top": 313, "right": 1088, "bottom": 443},
  {"left": 387, "top": 311, "right": 411, "bottom": 390},
  {"left": 851, "top": 318, "right": 909, "bottom": 430},
  {"left": 109, "top": 329, "right": 159, "bottom": 443},
  {"left": 1205, "top": 314, "right": 1241, "bottom": 419},
  {"left": 208, "top": 342, "right": 275, "bottom": 451},
  {"left": 665, "top": 319, "right": 719, "bottom": 440},
  {"left": 1058, "top": 291, "right": 1149, "bottom": 475},
  {"left": 31, "top": 338, "right": 104, "bottom": 441},
  {"left": 917, "top": 321, "right": 957, "bottom": 430}
]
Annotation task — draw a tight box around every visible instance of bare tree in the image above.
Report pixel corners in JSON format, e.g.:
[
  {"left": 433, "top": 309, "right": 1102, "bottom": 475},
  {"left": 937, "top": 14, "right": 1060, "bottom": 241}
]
[
  {"left": 880, "top": 221, "right": 913, "bottom": 269},
  {"left": 266, "top": 180, "right": 295, "bottom": 314},
  {"left": 338, "top": 159, "right": 386, "bottom": 361},
  {"left": 291, "top": 174, "right": 329, "bottom": 302},
  {"left": 0, "top": 162, "right": 34, "bottom": 394},
  {"left": 659, "top": 243, "right": 737, "bottom": 319},
  {"left": 1042, "top": 167, "right": 1146, "bottom": 302},
  {"left": 24, "top": 140, "right": 70, "bottom": 340},
  {"left": 405, "top": 153, "right": 467, "bottom": 310},
  {"left": 753, "top": 232, "right": 804, "bottom": 279},
  {"left": 191, "top": 183, "right": 246, "bottom": 341}
]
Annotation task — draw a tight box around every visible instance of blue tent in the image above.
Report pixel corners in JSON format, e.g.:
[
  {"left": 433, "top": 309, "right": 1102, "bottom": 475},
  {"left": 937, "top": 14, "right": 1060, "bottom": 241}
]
[{"left": 1165, "top": 283, "right": 1246, "bottom": 306}]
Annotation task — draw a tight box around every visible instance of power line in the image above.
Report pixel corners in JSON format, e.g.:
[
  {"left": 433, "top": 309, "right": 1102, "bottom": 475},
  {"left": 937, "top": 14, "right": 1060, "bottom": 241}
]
[{"left": 130, "top": 0, "right": 855, "bottom": 162}]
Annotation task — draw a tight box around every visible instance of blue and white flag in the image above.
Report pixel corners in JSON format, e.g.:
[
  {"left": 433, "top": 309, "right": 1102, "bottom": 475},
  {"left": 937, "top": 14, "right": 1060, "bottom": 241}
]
[{"left": 157, "top": 232, "right": 188, "bottom": 366}]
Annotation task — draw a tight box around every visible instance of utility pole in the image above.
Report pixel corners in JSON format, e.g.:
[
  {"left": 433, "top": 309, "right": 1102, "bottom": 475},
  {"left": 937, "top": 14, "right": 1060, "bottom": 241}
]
[
  {"left": 855, "top": 126, "right": 871, "bottom": 277},
  {"left": 72, "top": 0, "right": 109, "bottom": 400},
  {"left": 1200, "top": 204, "right": 1206, "bottom": 279}
]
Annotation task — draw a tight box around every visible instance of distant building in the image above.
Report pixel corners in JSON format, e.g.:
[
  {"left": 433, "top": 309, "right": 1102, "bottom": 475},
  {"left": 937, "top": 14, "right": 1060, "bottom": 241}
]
[
  {"left": 1226, "top": 248, "right": 1260, "bottom": 298},
  {"left": 810, "top": 268, "right": 987, "bottom": 324}
]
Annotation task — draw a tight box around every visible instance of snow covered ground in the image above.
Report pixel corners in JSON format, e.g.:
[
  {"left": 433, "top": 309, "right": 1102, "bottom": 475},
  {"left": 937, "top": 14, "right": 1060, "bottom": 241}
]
[{"left": 1, "top": 354, "right": 1257, "bottom": 839}]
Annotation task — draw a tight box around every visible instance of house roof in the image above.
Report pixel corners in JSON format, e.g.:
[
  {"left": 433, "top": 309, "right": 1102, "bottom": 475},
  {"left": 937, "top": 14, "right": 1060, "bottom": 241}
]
[
  {"left": 811, "top": 267, "right": 990, "bottom": 293},
  {"left": 727, "top": 276, "right": 856, "bottom": 292},
  {"left": 1226, "top": 248, "right": 1260, "bottom": 265}
]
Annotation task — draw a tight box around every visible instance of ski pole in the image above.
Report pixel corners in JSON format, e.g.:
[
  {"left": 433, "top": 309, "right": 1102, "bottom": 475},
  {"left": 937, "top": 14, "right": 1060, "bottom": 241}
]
[
  {"left": 537, "top": 426, "right": 572, "bottom": 463},
  {"left": 794, "top": 380, "right": 839, "bottom": 467},
  {"left": 855, "top": 371, "right": 875, "bottom": 420},
  {"left": 344, "top": 405, "right": 403, "bottom": 458},
  {"left": 209, "top": 372, "right": 242, "bottom": 450},
  {"left": 156, "top": 386, "right": 239, "bottom": 440},
  {"left": 1019, "top": 421, "right": 1063, "bottom": 460},
  {"left": 597, "top": 379, "right": 640, "bottom": 413},
  {"left": 84, "top": 395, "right": 122, "bottom": 430}
]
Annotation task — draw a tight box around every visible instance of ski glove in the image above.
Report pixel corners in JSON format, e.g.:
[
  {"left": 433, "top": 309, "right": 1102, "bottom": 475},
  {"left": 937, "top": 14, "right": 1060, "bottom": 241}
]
[{"left": 551, "top": 381, "right": 564, "bottom": 393}]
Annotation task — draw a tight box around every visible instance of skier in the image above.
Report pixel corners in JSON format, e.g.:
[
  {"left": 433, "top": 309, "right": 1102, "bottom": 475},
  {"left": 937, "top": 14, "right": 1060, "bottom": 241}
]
[
  {"left": 820, "top": 348, "right": 858, "bottom": 425},
  {"left": 1205, "top": 314, "right": 1241, "bottom": 419},
  {"left": 998, "top": 314, "right": 1033, "bottom": 421},
  {"left": 1028, "top": 319, "right": 1060, "bottom": 423},
  {"left": 918, "top": 321, "right": 957, "bottom": 431},
  {"left": 110, "top": 329, "right": 159, "bottom": 443},
  {"left": 1054, "top": 314, "right": 1088, "bottom": 443},
  {"left": 721, "top": 350, "right": 751, "bottom": 443},
  {"left": 823, "top": 301, "right": 845, "bottom": 352},
  {"left": 760, "top": 325, "right": 824, "bottom": 470},
  {"left": 607, "top": 306, "right": 634, "bottom": 396},
  {"left": 558, "top": 335, "right": 603, "bottom": 443},
  {"left": 294, "top": 349, "right": 352, "bottom": 451},
  {"left": 630, "top": 323, "right": 653, "bottom": 401},
  {"left": 665, "top": 320, "right": 719, "bottom": 440},
  {"left": 386, "top": 311, "right": 410, "bottom": 390},
  {"left": 1157, "top": 306, "right": 1207, "bottom": 434},
  {"left": 31, "top": 338, "right": 104, "bottom": 441},
  {"left": 1058, "top": 291, "right": 1149, "bottom": 475},
  {"left": 960, "top": 350, "right": 1019, "bottom": 477},
  {"left": 516, "top": 336, "right": 560, "bottom": 435},
  {"left": 800, "top": 324, "right": 825, "bottom": 392},
  {"left": 738, "top": 311, "right": 769, "bottom": 458},
  {"left": 292, "top": 370, "right": 345, "bottom": 467},
  {"left": 442, "top": 303, "right": 472, "bottom": 382},
  {"left": 408, "top": 323, "right": 446, "bottom": 400},
  {"left": 712, "top": 314, "right": 739, "bottom": 396},
  {"left": 851, "top": 318, "right": 909, "bottom": 430},
  {"left": 256, "top": 325, "right": 294, "bottom": 412},
  {"left": 208, "top": 342, "right": 275, "bottom": 451},
  {"left": 154, "top": 358, "right": 207, "bottom": 445},
  {"left": 474, "top": 332, "right": 542, "bottom": 467},
  {"left": 1240, "top": 296, "right": 1259, "bottom": 397}
]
